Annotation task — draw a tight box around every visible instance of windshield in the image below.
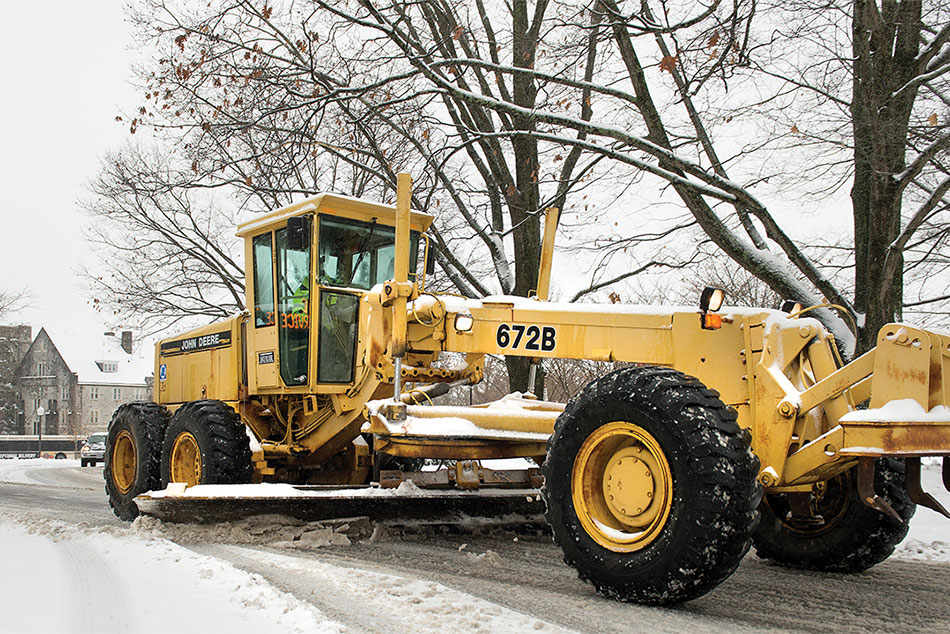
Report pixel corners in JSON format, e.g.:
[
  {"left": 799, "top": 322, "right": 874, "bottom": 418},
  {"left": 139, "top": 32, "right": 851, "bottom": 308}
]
[
  {"left": 88, "top": 434, "right": 107, "bottom": 444},
  {"left": 318, "top": 216, "right": 419, "bottom": 290}
]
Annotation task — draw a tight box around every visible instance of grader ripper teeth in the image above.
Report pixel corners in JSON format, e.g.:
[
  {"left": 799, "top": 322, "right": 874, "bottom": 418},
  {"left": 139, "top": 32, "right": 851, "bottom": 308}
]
[{"left": 104, "top": 174, "right": 950, "bottom": 606}]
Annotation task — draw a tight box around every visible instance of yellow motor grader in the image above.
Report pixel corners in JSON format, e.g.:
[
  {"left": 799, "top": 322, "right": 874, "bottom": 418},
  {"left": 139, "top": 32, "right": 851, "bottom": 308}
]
[{"left": 104, "top": 174, "right": 950, "bottom": 605}]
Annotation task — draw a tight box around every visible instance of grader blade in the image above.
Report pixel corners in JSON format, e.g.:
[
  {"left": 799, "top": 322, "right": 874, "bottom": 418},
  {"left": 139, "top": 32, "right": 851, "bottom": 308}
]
[
  {"left": 135, "top": 486, "right": 545, "bottom": 525},
  {"left": 944, "top": 457, "right": 950, "bottom": 492},
  {"left": 905, "top": 458, "right": 950, "bottom": 519},
  {"left": 857, "top": 458, "right": 902, "bottom": 521}
]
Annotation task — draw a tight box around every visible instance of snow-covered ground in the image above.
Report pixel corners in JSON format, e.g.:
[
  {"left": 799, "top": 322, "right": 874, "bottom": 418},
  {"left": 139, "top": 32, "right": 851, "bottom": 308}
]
[
  {"left": 0, "top": 458, "right": 946, "bottom": 633},
  {"left": 0, "top": 459, "right": 570, "bottom": 634},
  {"left": 0, "top": 456, "right": 85, "bottom": 484},
  {"left": 0, "top": 512, "right": 341, "bottom": 634}
]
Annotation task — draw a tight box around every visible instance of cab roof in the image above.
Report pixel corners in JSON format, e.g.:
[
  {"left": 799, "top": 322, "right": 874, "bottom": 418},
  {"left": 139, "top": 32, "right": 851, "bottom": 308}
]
[{"left": 235, "top": 192, "right": 435, "bottom": 238}]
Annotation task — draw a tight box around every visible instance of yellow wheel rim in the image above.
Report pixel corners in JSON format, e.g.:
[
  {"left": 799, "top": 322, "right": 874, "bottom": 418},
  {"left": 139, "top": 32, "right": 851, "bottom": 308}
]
[
  {"left": 169, "top": 432, "right": 202, "bottom": 487},
  {"left": 111, "top": 430, "right": 137, "bottom": 495},
  {"left": 572, "top": 421, "right": 674, "bottom": 552}
]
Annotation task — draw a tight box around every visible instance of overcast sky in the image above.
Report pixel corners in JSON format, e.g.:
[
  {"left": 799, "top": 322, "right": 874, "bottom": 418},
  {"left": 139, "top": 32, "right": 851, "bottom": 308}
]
[{"left": 0, "top": 0, "right": 137, "bottom": 342}]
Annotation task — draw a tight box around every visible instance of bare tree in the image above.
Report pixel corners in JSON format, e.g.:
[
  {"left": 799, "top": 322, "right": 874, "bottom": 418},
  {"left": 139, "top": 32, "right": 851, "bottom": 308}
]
[
  {"left": 90, "top": 0, "right": 950, "bottom": 371},
  {"left": 101, "top": 0, "right": 672, "bottom": 389},
  {"left": 0, "top": 289, "right": 29, "bottom": 321},
  {"left": 341, "top": 0, "right": 950, "bottom": 354},
  {"left": 82, "top": 146, "right": 245, "bottom": 332},
  {"left": 727, "top": 0, "right": 950, "bottom": 349}
]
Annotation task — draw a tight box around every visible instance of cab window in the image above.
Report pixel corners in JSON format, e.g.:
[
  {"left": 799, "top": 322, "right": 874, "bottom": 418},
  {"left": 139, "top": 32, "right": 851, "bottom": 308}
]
[
  {"left": 252, "top": 233, "right": 275, "bottom": 327},
  {"left": 318, "top": 216, "right": 419, "bottom": 289}
]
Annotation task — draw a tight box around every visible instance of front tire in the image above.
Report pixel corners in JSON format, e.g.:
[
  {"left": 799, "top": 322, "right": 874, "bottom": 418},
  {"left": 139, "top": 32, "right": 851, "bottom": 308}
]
[
  {"left": 753, "top": 458, "right": 915, "bottom": 571},
  {"left": 161, "top": 400, "right": 252, "bottom": 487},
  {"left": 543, "top": 366, "right": 760, "bottom": 605},
  {"left": 104, "top": 402, "right": 170, "bottom": 521}
]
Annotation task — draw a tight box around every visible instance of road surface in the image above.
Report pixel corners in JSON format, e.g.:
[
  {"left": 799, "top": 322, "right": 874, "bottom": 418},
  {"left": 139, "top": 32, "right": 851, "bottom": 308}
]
[{"left": 0, "top": 460, "right": 948, "bottom": 633}]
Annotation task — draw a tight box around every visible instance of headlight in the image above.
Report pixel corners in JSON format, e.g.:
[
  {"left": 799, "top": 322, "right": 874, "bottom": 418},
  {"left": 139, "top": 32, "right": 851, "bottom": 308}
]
[{"left": 454, "top": 313, "right": 475, "bottom": 332}]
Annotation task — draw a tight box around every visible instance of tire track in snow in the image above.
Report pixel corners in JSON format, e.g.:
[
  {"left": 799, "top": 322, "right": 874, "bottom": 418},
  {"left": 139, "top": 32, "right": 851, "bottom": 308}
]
[
  {"left": 192, "top": 530, "right": 950, "bottom": 634},
  {"left": 189, "top": 543, "right": 576, "bottom": 634},
  {"left": 54, "top": 539, "right": 134, "bottom": 634}
]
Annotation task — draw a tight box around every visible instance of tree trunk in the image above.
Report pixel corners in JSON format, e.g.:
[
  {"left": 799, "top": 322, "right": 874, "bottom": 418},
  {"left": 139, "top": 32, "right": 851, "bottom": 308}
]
[
  {"left": 505, "top": 0, "right": 545, "bottom": 393},
  {"left": 851, "top": 0, "right": 922, "bottom": 353}
]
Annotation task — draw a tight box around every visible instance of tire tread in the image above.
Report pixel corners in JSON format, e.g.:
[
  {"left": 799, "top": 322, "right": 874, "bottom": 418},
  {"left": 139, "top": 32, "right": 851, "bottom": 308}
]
[
  {"left": 162, "top": 399, "right": 252, "bottom": 486},
  {"left": 542, "top": 366, "right": 760, "bottom": 605},
  {"left": 104, "top": 401, "right": 170, "bottom": 521}
]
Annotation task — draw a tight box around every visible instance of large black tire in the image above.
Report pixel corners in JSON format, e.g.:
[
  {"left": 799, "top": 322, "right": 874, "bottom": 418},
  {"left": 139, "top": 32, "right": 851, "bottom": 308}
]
[
  {"left": 753, "top": 458, "right": 915, "bottom": 571},
  {"left": 161, "top": 400, "right": 253, "bottom": 487},
  {"left": 104, "top": 402, "right": 170, "bottom": 521},
  {"left": 543, "top": 366, "right": 760, "bottom": 605}
]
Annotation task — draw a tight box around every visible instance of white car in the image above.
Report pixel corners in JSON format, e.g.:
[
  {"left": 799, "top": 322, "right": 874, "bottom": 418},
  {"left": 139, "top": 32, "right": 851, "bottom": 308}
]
[{"left": 80, "top": 432, "right": 107, "bottom": 467}]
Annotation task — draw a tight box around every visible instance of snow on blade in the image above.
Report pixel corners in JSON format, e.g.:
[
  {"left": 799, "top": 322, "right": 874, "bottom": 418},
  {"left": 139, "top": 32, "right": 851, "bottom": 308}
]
[{"left": 145, "top": 480, "right": 539, "bottom": 499}]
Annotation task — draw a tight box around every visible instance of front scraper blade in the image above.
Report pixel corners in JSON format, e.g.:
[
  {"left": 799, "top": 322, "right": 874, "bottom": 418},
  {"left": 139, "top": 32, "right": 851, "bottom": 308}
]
[{"left": 135, "top": 483, "right": 545, "bottom": 524}]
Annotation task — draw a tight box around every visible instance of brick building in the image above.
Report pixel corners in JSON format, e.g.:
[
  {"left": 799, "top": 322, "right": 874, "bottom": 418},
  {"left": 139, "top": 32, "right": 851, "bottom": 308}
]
[{"left": 8, "top": 328, "right": 151, "bottom": 436}]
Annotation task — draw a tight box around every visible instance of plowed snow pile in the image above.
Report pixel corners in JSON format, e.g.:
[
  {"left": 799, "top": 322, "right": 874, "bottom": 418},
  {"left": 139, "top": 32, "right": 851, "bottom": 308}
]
[{"left": 0, "top": 457, "right": 83, "bottom": 483}]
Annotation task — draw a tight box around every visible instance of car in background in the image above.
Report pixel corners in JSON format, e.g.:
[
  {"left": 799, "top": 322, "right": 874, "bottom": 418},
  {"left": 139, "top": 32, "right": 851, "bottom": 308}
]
[{"left": 80, "top": 432, "right": 107, "bottom": 467}]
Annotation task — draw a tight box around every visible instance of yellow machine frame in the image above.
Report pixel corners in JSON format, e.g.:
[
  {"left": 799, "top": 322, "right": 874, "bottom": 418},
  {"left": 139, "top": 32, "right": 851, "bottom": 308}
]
[
  {"left": 124, "top": 172, "right": 950, "bottom": 607},
  {"left": 153, "top": 177, "right": 950, "bottom": 502}
]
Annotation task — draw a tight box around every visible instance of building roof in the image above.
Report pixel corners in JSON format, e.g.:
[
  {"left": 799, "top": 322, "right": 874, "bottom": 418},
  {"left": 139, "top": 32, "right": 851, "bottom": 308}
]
[{"left": 40, "top": 327, "right": 152, "bottom": 386}]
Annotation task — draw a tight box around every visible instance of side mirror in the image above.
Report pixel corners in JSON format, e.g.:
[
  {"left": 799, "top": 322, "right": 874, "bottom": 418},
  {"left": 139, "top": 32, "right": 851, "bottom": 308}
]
[
  {"left": 425, "top": 244, "right": 436, "bottom": 275},
  {"left": 287, "top": 215, "right": 312, "bottom": 250}
]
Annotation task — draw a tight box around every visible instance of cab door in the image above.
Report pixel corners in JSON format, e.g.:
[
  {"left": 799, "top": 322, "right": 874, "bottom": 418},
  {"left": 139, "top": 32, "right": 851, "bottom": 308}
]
[
  {"left": 274, "top": 225, "right": 312, "bottom": 386},
  {"left": 248, "top": 231, "right": 280, "bottom": 389}
]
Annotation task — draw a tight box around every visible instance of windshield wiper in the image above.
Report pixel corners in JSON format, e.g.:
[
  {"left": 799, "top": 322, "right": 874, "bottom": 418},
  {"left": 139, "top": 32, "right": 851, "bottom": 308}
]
[{"left": 346, "top": 219, "right": 377, "bottom": 286}]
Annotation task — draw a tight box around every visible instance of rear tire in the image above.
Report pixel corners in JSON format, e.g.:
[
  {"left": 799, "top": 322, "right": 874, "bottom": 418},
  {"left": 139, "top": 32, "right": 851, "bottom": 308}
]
[
  {"left": 104, "top": 402, "right": 170, "bottom": 521},
  {"left": 543, "top": 366, "right": 760, "bottom": 605},
  {"left": 753, "top": 458, "right": 915, "bottom": 571},
  {"left": 161, "top": 400, "right": 252, "bottom": 487}
]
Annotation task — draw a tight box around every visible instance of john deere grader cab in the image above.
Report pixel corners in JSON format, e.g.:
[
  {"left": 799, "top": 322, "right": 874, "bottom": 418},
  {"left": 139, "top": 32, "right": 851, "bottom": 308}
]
[{"left": 104, "top": 174, "right": 950, "bottom": 605}]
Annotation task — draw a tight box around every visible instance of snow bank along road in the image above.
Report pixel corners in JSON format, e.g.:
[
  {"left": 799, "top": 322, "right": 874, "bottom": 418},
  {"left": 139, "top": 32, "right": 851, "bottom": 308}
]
[{"left": 0, "top": 459, "right": 948, "bottom": 633}]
